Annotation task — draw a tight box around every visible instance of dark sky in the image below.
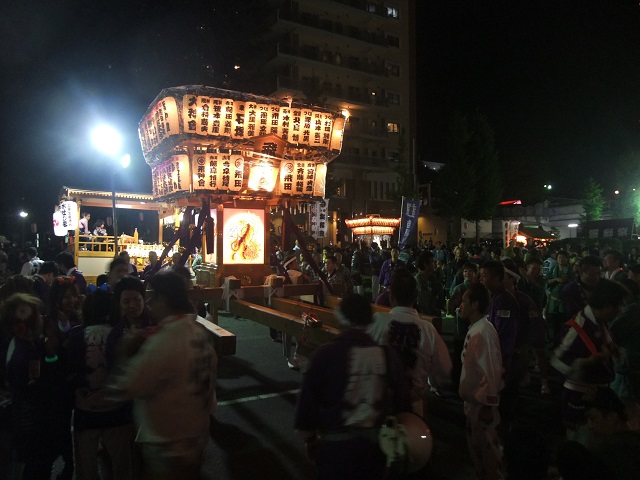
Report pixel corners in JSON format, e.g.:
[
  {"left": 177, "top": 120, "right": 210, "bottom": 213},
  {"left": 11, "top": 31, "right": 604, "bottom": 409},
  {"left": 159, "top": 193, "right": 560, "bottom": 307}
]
[
  {"left": 418, "top": 0, "right": 640, "bottom": 201},
  {"left": 1, "top": 0, "right": 639, "bottom": 234}
]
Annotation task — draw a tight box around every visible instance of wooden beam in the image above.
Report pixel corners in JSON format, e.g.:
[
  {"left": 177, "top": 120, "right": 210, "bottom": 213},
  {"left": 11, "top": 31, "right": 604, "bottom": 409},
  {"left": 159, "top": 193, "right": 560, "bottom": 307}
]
[
  {"left": 229, "top": 299, "right": 340, "bottom": 347},
  {"left": 271, "top": 297, "right": 342, "bottom": 329},
  {"left": 195, "top": 316, "right": 236, "bottom": 356}
]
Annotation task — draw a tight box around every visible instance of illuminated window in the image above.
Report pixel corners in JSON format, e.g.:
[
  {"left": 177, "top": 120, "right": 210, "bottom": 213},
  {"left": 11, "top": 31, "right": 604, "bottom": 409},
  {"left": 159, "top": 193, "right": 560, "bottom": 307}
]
[
  {"left": 387, "top": 122, "right": 400, "bottom": 133},
  {"left": 387, "top": 7, "right": 399, "bottom": 18}
]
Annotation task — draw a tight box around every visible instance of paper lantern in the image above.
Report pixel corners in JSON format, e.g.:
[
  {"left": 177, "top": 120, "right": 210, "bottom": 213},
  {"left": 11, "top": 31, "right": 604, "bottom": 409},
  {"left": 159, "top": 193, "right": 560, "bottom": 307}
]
[
  {"left": 53, "top": 211, "right": 67, "bottom": 237},
  {"left": 59, "top": 201, "right": 78, "bottom": 230},
  {"left": 313, "top": 164, "right": 327, "bottom": 197},
  {"left": 248, "top": 163, "right": 278, "bottom": 192}
]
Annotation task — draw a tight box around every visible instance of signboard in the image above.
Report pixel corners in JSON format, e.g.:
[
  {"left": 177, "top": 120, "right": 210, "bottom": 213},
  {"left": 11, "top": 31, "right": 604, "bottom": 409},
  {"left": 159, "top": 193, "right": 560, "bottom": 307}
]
[
  {"left": 222, "top": 209, "right": 265, "bottom": 265},
  {"left": 580, "top": 218, "right": 636, "bottom": 239}
]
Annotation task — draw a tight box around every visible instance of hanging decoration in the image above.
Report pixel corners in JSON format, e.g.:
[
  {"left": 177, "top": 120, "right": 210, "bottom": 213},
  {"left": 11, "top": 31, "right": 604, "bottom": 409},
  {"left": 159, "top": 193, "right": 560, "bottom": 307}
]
[
  {"left": 59, "top": 200, "right": 79, "bottom": 230},
  {"left": 53, "top": 210, "right": 67, "bottom": 237}
]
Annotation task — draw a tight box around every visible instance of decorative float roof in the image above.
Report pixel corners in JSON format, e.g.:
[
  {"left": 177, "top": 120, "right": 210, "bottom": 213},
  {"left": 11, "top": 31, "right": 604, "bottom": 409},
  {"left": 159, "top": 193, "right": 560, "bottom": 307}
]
[
  {"left": 345, "top": 215, "right": 401, "bottom": 236},
  {"left": 138, "top": 86, "right": 346, "bottom": 202}
]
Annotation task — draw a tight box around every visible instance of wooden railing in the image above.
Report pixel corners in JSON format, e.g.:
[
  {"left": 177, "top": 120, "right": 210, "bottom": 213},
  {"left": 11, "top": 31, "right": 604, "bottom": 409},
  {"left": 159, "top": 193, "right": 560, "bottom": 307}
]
[{"left": 77, "top": 235, "right": 124, "bottom": 254}]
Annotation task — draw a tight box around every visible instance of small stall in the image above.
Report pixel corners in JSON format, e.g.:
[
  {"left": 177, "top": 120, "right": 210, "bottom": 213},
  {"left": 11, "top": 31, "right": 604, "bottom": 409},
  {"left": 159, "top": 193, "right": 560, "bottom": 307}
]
[
  {"left": 515, "top": 223, "right": 555, "bottom": 246},
  {"left": 345, "top": 214, "right": 401, "bottom": 246}
]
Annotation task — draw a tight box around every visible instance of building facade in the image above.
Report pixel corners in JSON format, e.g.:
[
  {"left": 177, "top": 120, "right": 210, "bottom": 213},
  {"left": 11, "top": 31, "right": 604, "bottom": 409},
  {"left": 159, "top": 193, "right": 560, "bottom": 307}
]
[{"left": 259, "top": 0, "right": 416, "bottom": 242}]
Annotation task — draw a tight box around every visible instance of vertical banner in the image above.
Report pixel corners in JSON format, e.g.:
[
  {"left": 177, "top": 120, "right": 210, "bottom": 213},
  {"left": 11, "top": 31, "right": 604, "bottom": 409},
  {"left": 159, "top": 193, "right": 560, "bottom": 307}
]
[
  {"left": 317, "top": 198, "right": 329, "bottom": 238},
  {"left": 309, "top": 199, "right": 329, "bottom": 239},
  {"left": 309, "top": 202, "right": 318, "bottom": 238},
  {"left": 398, "top": 197, "right": 421, "bottom": 248}
]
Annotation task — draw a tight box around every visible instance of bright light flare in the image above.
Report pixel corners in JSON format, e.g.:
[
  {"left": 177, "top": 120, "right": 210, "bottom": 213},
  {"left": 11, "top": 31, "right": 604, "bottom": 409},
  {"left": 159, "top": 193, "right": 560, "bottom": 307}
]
[
  {"left": 19, "top": 211, "right": 28, "bottom": 218},
  {"left": 91, "top": 125, "right": 122, "bottom": 157},
  {"left": 120, "top": 153, "right": 131, "bottom": 169}
]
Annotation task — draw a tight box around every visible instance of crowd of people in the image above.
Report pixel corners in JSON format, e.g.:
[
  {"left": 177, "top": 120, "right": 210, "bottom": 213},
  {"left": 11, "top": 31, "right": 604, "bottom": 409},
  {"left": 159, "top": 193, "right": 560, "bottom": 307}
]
[
  {"left": 287, "top": 238, "right": 640, "bottom": 479},
  {"left": 0, "top": 245, "right": 217, "bottom": 480},
  {"left": 2, "top": 236, "right": 640, "bottom": 479}
]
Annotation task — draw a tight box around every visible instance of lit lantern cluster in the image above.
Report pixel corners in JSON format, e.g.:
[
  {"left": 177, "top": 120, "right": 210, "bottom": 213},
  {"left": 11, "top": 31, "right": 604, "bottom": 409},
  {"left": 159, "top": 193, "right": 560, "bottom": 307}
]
[
  {"left": 345, "top": 215, "right": 401, "bottom": 236},
  {"left": 139, "top": 86, "right": 345, "bottom": 201}
]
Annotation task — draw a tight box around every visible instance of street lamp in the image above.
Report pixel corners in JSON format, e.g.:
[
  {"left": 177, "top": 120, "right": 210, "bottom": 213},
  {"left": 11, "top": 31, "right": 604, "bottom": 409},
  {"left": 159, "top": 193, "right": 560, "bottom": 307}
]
[
  {"left": 91, "top": 125, "right": 129, "bottom": 256},
  {"left": 19, "top": 211, "right": 28, "bottom": 246}
]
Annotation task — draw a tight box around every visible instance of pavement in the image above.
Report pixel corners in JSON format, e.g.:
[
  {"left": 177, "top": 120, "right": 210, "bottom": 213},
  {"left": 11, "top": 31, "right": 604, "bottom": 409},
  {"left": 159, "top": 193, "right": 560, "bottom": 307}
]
[{"left": 51, "top": 310, "right": 568, "bottom": 480}]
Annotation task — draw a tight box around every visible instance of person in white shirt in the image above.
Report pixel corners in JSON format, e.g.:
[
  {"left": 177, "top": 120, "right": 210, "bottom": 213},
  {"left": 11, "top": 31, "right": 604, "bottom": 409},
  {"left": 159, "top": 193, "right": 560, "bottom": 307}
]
[
  {"left": 112, "top": 271, "right": 217, "bottom": 480},
  {"left": 367, "top": 268, "right": 451, "bottom": 417},
  {"left": 20, "top": 247, "right": 43, "bottom": 276},
  {"left": 458, "top": 282, "right": 505, "bottom": 480}
]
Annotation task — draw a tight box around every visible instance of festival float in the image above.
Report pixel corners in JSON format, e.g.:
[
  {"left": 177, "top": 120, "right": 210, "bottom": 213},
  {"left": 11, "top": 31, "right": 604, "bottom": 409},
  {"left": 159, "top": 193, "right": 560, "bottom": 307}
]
[
  {"left": 137, "top": 85, "right": 345, "bottom": 285},
  {"left": 58, "top": 86, "right": 345, "bottom": 286}
]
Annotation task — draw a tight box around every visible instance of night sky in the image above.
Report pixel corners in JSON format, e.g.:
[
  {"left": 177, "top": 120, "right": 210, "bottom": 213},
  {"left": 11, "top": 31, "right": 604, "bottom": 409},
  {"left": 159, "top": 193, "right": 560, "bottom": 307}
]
[{"left": 1, "top": 0, "right": 639, "bottom": 235}]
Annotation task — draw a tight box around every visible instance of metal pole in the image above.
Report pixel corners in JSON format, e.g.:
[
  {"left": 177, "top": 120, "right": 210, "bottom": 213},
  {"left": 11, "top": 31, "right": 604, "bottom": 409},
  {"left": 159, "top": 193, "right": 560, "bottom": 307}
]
[{"left": 112, "top": 170, "right": 119, "bottom": 257}]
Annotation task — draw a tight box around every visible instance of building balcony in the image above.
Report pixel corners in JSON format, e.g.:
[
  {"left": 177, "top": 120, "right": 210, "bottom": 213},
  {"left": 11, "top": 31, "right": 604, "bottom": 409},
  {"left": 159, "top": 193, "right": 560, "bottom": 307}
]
[
  {"left": 276, "top": 42, "right": 388, "bottom": 78},
  {"left": 335, "top": 153, "right": 386, "bottom": 167},
  {"left": 268, "top": 74, "right": 392, "bottom": 110},
  {"left": 328, "top": 0, "right": 389, "bottom": 19},
  {"left": 277, "top": 8, "right": 389, "bottom": 48},
  {"left": 345, "top": 124, "right": 389, "bottom": 140}
]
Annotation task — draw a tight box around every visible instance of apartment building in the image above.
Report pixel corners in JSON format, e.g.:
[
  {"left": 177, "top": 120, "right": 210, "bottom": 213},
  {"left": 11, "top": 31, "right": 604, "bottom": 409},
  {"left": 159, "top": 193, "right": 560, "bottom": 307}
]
[{"left": 259, "top": 0, "right": 416, "bottom": 224}]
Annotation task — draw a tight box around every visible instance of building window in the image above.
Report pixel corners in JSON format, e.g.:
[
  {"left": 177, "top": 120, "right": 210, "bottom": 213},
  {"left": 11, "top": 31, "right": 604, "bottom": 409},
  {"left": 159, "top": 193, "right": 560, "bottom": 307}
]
[
  {"left": 367, "top": 3, "right": 377, "bottom": 13},
  {"left": 387, "top": 34, "right": 400, "bottom": 47},
  {"left": 387, "top": 92, "right": 401, "bottom": 105},
  {"left": 335, "top": 179, "right": 347, "bottom": 198},
  {"left": 387, "top": 122, "right": 400, "bottom": 133},
  {"left": 386, "top": 63, "right": 400, "bottom": 77},
  {"left": 387, "top": 6, "right": 399, "bottom": 19}
]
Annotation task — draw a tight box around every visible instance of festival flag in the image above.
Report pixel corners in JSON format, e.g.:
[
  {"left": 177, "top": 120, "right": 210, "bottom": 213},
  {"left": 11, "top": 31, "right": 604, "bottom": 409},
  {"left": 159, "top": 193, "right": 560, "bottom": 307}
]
[{"left": 398, "top": 197, "right": 420, "bottom": 248}]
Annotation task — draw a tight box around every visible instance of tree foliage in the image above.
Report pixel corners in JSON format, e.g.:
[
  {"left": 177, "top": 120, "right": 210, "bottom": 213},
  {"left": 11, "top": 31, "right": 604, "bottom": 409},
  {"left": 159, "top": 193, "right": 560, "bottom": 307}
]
[
  {"left": 610, "top": 150, "right": 640, "bottom": 223},
  {"left": 434, "top": 112, "right": 501, "bottom": 225},
  {"left": 580, "top": 177, "right": 605, "bottom": 223}
]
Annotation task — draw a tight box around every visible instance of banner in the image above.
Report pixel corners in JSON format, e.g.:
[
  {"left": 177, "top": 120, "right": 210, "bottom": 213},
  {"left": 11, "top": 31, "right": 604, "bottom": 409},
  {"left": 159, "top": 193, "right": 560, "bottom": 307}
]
[
  {"left": 398, "top": 197, "right": 421, "bottom": 248},
  {"left": 309, "top": 199, "right": 329, "bottom": 239}
]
